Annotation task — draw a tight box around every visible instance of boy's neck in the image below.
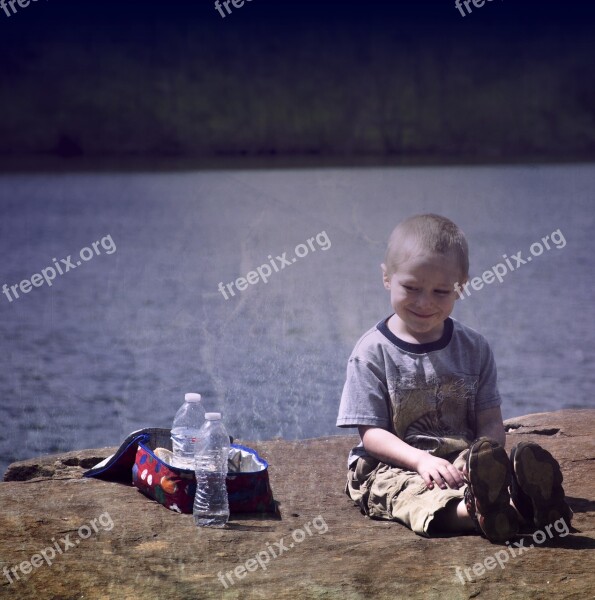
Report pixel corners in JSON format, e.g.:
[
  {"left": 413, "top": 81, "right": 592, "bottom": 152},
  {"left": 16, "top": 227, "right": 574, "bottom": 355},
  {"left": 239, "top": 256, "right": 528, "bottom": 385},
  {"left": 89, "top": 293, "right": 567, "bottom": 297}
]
[{"left": 387, "top": 314, "right": 446, "bottom": 345}]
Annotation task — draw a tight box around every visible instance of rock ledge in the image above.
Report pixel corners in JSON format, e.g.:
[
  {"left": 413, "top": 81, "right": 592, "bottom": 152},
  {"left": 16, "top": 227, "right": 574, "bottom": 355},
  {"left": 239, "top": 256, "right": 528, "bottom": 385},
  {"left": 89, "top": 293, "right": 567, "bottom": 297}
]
[{"left": 1, "top": 409, "right": 594, "bottom": 600}]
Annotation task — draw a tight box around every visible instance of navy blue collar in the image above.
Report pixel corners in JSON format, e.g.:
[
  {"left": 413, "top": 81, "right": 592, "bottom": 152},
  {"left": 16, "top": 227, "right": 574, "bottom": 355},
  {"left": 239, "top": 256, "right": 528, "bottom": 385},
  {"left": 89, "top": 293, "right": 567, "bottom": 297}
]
[{"left": 377, "top": 315, "right": 453, "bottom": 354}]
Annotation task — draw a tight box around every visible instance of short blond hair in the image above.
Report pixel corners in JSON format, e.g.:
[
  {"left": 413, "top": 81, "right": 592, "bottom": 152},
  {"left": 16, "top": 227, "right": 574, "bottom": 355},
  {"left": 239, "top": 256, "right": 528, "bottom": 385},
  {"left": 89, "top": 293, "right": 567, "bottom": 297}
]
[{"left": 384, "top": 214, "right": 469, "bottom": 279}]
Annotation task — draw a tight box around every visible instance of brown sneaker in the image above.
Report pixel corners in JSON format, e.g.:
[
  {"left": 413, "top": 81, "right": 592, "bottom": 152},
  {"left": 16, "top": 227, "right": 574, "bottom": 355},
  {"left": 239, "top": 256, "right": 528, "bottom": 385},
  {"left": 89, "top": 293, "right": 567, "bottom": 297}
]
[
  {"left": 510, "top": 442, "right": 572, "bottom": 530},
  {"left": 464, "top": 438, "right": 519, "bottom": 543}
]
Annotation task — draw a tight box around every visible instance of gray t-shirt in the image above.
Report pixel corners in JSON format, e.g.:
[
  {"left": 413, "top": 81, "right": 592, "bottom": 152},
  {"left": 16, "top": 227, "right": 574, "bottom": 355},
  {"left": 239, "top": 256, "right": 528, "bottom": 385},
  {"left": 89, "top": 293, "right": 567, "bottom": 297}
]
[{"left": 336, "top": 316, "right": 501, "bottom": 467}]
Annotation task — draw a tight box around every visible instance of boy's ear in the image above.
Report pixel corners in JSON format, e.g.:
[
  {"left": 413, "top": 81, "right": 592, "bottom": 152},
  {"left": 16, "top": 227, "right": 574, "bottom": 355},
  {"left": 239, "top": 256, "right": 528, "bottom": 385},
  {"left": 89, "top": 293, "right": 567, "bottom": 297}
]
[{"left": 381, "top": 263, "right": 391, "bottom": 289}]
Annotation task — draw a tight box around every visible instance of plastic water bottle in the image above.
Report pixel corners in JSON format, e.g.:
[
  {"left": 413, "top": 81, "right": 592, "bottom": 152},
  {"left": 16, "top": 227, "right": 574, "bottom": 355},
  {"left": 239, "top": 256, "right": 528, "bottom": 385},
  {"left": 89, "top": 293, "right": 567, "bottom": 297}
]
[
  {"left": 193, "top": 413, "right": 230, "bottom": 528},
  {"left": 171, "top": 393, "right": 205, "bottom": 469}
]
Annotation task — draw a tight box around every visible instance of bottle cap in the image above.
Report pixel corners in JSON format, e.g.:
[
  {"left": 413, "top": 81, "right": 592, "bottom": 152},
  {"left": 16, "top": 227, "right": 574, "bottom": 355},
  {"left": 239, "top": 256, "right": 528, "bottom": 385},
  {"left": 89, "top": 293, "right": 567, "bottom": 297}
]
[
  {"left": 205, "top": 412, "right": 221, "bottom": 420},
  {"left": 185, "top": 393, "right": 202, "bottom": 403}
]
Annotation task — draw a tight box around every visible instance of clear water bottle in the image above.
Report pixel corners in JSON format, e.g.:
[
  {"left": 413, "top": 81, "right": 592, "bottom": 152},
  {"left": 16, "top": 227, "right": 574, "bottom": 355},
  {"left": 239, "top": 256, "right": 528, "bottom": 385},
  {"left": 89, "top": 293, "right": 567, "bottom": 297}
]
[
  {"left": 171, "top": 393, "right": 205, "bottom": 469},
  {"left": 193, "top": 413, "right": 230, "bottom": 528}
]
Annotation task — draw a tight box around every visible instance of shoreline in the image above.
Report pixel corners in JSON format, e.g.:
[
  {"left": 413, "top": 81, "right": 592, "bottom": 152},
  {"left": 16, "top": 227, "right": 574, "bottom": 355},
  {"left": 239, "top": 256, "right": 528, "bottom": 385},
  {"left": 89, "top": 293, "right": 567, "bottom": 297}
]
[{"left": 0, "top": 154, "right": 594, "bottom": 175}]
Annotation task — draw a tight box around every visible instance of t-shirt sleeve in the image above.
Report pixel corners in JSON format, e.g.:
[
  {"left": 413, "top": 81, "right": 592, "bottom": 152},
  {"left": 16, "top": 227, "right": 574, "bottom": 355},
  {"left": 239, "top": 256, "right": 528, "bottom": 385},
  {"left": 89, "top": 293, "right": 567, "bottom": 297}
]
[
  {"left": 475, "top": 338, "right": 502, "bottom": 412},
  {"left": 336, "top": 356, "right": 391, "bottom": 429}
]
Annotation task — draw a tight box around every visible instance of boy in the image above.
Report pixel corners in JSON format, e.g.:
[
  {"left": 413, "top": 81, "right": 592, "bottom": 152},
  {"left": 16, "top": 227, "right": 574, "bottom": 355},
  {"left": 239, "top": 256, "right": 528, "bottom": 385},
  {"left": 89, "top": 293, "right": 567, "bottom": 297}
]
[{"left": 336, "top": 214, "right": 571, "bottom": 542}]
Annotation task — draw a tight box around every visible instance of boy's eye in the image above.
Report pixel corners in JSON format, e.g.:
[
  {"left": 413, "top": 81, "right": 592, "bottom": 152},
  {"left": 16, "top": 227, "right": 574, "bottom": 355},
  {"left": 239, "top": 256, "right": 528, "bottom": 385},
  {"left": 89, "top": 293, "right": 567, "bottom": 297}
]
[
  {"left": 403, "top": 285, "right": 418, "bottom": 292},
  {"left": 435, "top": 290, "right": 450, "bottom": 296}
]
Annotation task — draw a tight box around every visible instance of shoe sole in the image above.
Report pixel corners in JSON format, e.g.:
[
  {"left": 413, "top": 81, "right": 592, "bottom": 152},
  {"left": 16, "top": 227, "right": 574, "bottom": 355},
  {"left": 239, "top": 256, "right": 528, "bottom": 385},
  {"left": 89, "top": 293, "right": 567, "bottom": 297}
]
[
  {"left": 512, "top": 442, "right": 571, "bottom": 529},
  {"left": 509, "top": 445, "right": 535, "bottom": 522},
  {"left": 467, "top": 439, "right": 519, "bottom": 543}
]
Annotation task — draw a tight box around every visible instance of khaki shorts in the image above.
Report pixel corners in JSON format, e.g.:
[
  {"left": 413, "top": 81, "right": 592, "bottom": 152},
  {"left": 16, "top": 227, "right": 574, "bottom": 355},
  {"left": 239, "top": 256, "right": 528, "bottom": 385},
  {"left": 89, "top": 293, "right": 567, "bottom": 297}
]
[{"left": 346, "top": 449, "right": 469, "bottom": 536}]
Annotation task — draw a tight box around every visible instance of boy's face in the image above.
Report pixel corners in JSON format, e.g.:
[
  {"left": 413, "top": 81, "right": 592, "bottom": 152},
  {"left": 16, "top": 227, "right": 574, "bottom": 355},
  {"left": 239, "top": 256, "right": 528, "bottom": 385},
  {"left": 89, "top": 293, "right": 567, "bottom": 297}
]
[{"left": 382, "top": 252, "right": 464, "bottom": 343}]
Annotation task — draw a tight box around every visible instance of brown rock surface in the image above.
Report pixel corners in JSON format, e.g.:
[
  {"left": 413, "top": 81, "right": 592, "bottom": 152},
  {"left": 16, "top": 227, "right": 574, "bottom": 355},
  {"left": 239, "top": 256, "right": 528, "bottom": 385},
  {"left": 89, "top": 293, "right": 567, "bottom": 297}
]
[{"left": 1, "top": 409, "right": 594, "bottom": 600}]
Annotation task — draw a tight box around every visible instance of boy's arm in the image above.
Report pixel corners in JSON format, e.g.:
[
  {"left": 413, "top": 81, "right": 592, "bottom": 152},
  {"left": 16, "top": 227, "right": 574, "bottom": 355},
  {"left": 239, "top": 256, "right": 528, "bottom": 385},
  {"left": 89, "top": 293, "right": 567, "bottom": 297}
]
[
  {"left": 358, "top": 425, "right": 465, "bottom": 491},
  {"left": 475, "top": 406, "right": 506, "bottom": 447}
]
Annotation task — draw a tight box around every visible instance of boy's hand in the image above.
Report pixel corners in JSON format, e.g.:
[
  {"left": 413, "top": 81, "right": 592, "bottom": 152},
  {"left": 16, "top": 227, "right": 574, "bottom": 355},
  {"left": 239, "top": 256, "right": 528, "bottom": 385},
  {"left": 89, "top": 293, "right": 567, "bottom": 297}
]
[
  {"left": 412, "top": 453, "right": 465, "bottom": 490},
  {"left": 358, "top": 426, "right": 466, "bottom": 490}
]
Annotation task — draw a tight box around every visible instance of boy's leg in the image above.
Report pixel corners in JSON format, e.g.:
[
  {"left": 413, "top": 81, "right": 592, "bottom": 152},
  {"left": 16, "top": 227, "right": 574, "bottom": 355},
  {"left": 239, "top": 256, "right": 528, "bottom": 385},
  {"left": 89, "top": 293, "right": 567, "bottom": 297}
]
[
  {"left": 368, "top": 463, "right": 469, "bottom": 536},
  {"left": 509, "top": 441, "right": 573, "bottom": 530},
  {"left": 431, "top": 448, "right": 475, "bottom": 533},
  {"left": 347, "top": 442, "right": 523, "bottom": 540},
  {"left": 430, "top": 497, "right": 475, "bottom": 533},
  {"left": 348, "top": 456, "right": 468, "bottom": 536},
  {"left": 345, "top": 455, "right": 381, "bottom": 512},
  {"left": 462, "top": 438, "right": 519, "bottom": 543},
  {"left": 432, "top": 443, "right": 518, "bottom": 536}
]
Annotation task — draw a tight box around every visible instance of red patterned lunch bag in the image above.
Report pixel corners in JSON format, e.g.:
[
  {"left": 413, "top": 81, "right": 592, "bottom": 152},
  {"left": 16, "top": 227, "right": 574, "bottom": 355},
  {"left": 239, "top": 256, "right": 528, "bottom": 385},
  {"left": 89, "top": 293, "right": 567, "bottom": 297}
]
[{"left": 84, "top": 428, "right": 278, "bottom": 516}]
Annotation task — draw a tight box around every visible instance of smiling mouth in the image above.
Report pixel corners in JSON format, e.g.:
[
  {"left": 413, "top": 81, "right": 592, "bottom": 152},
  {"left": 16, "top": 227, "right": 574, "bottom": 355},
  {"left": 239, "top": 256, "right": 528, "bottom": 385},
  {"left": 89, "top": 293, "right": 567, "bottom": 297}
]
[{"left": 409, "top": 310, "right": 436, "bottom": 319}]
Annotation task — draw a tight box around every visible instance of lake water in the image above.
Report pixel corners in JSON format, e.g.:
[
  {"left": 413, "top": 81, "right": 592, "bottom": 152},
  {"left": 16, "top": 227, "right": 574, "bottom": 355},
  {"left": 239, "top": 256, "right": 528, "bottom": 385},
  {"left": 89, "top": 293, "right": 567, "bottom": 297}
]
[{"left": 0, "top": 164, "right": 593, "bottom": 476}]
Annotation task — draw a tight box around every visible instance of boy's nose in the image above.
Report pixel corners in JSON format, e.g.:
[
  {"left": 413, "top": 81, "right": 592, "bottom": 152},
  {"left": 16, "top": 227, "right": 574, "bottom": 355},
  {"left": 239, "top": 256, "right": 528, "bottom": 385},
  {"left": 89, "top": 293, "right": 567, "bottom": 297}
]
[{"left": 415, "top": 292, "right": 433, "bottom": 308}]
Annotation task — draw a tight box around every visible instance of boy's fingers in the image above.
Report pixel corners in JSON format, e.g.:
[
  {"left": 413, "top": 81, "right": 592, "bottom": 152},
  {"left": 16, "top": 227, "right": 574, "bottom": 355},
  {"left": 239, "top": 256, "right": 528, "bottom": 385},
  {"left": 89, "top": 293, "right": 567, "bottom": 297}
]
[
  {"left": 432, "top": 470, "right": 448, "bottom": 489},
  {"left": 440, "top": 465, "right": 464, "bottom": 489},
  {"left": 420, "top": 471, "right": 435, "bottom": 489},
  {"left": 420, "top": 461, "right": 465, "bottom": 490},
  {"left": 440, "top": 472, "right": 457, "bottom": 489},
  {"left": 445, "top": 463, "right": 464, "bottom": 486},
  {"left": 450, "top": 467, "right": 465, "bottom": 487},
  {"left": 420, "top": 460, "right": 465, "bottom": 490}
]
